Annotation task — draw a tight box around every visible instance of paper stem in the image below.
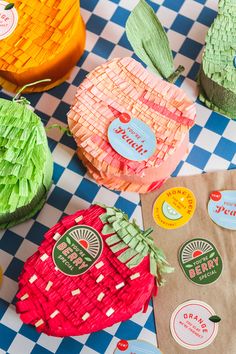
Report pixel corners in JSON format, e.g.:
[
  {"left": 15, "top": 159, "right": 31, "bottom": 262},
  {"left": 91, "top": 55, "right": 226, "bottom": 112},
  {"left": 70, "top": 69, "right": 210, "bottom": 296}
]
[
  {"left": 167, "top": 65, "right": 185, "bottom": 83},
  {"left": 13, "top": 79, "right": 52, "bottom": 101},
  {"left": 143, "top": 227, "right": 153, "bottom": 237},
  {"left": 46, "top": 124, "right": 72, "bottom": 136}
]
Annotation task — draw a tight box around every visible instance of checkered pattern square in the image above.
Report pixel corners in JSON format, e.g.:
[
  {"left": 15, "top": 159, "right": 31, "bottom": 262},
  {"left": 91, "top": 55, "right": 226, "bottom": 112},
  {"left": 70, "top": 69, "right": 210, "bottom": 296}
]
[{"left": 0, "top": 0, "right": 236, "bottom": 353}]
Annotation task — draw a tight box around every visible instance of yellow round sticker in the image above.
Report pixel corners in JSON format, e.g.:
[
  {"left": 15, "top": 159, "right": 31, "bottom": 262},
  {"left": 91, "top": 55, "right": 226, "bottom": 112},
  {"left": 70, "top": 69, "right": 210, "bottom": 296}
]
[{"left": 153, "top": 187, "right": 196, "bottom": 229}]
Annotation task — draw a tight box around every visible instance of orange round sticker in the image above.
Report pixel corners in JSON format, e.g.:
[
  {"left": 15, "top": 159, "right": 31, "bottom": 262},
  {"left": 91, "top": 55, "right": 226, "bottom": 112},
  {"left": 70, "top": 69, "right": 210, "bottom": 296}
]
[{"left": 153, "top": 187, "right": 196, "bottom": 229}]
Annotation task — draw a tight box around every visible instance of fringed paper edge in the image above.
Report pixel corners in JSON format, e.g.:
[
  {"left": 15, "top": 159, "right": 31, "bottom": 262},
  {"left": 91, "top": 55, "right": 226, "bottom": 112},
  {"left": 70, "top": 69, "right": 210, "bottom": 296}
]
[{"left": 98, "top": 204, "right": 174, "bottom": 286}]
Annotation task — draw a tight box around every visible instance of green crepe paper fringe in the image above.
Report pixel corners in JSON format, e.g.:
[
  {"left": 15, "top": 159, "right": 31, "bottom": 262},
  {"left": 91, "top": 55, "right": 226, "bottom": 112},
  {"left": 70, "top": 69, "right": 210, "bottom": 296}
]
[
  {"left": 0, "top": 185, "right": 49, "bottom": 230},
  {"left": 198, "top": 0, "right": 236, "bottom": 118},
  {"left": 98, "top": 205, "right": 174, "bottom": 286},
  {"left": 0, "top": 98, "right": 53, "bottom": 227},
  {"left": 0, "top": 149, "right": 53, "bottom": 229},
  {"left": 198, "top": 67, "right": 236, "bottom": 118},
  {"left": 126, "top": 0, "right": 184, "bottom": 83}
]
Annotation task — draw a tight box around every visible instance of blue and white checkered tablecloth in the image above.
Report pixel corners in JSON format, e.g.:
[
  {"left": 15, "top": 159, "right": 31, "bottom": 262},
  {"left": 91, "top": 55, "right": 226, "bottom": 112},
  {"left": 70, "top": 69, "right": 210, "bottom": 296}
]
[{"left": 0, "top": 0, "right": 236, "bottom": 353}]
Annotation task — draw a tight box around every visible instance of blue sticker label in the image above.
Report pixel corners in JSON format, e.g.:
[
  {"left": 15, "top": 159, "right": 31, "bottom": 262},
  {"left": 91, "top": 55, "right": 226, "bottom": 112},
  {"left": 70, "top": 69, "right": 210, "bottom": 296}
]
[
  {"left": 108, "top": 115, "right": 156, "bottom": 161},
  {"left": 208, "top": 190, "right": 236, "bottom": 230},
  {"left": 115, "top": 340, "right": 162, "bottom": 354}
]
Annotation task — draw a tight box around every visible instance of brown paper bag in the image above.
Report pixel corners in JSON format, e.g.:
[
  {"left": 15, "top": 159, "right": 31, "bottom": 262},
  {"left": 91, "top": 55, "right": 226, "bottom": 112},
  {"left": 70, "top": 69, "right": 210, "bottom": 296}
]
[{"left": 141, "top": 170, "right": 236, "bottom": 354}]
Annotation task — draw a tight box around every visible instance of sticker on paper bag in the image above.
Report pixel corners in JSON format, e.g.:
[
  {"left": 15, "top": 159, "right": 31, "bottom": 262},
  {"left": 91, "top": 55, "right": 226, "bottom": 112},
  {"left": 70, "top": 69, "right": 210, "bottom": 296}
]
[
  {"left": 114, "top": 339, "right": 162, "bottom": 353},
  {"left": 170, "top": 300, "right": 219, "bottom": 350},
  {"left": 0, "top": 1, "right": 18, "bottom": 40},
  {"left": 108, "top": 114, "right": 156, "bottom": 161},
  {"left": 153, "top": 187, "right": 196, "bottom": 229},
  {"left": 179, "top": 238, "right": 223, "bottom": 285},
  {"left": 53, "top": 225, "right": 103, "bottom": 276},
  {"left": 208, "top": 190, "right": 236, "bottom": 230}
]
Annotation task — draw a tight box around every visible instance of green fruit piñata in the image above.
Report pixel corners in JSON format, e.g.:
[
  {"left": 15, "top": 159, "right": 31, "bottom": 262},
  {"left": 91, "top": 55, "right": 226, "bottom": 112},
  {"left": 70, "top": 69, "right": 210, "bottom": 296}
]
[
  {"left": 0, "top": 90, "right": 53, "bottom": 229},
  {"left": 198, "top": 0, "right": 236, "bottom": 118}
]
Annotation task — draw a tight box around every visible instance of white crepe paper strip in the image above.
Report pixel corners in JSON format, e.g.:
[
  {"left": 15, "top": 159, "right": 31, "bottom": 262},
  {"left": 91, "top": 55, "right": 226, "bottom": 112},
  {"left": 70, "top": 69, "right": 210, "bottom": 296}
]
[
  {"left": 75, "top": 215, "right": 83, "bottom": 223},
  {"left": 29, "top": 274, "right": 37, "bottom": 284},
  {"left": 97, "top": 292, "right": 105, "bottom": 301},
  {"left": 45, "top": 281, "right": 53, "bottom": 291},
  {"left": 71, "top": 288, "right": 81, "bottom": 296},
  {"left": 50, "top": 310, "right": 59, "bottom": 319},
  {"left": 35, "top": 319, "right": 44, "bottom": 327},
  {"left": 96, "top": 274, "right": 104, "bottom": 283},
  {"left": 115, "top": 282, "right": 125, "bottom": 290},
  {"left": 20, "top": 293, "right": 29, "bottom": 300},
  {"left": 40, "top": 254, "right": 49, "bottom": 262},
  {"left": 82, "top": 312, "right": 90, "bottom": 321},
  {"left": 130, "top": 272, "right": 140, "bottom": 280},
  {"left": 95, "top": 261, "right": 104, "bottom": 269},
  {"left": 106, "top": 308, "right": 115, "bottom": 317},
  {"left": 53, "top": 232, "right": 61, "bottom": 241}
]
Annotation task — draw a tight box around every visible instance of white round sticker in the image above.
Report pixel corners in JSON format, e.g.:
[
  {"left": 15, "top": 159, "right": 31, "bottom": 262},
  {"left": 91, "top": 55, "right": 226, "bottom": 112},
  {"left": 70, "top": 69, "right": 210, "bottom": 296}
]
[
  {"left": 170, "top": 300, "right": 219, "bottom": 350},
  {"left": 0, "top": 1, "right": 18, "bottom": 40}
]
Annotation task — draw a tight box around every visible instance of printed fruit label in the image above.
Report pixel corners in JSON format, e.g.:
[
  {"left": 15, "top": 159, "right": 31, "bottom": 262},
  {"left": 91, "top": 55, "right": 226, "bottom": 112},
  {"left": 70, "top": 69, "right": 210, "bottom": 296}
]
[
  {"left": 170, "top": 300, "right": 219, "bottom": 350},
  {"left": 179, "top": 238, "right": 223, "bottom": 285},
  {"left": 108, "top": 115, "right": 157, "bottom": 161},
  {"left": 153, "top": 187, "right": 196, "bottom": 229},
  {"left": 208, "top": 190, "right": 236, "bottom": 230},
  {"left": 53, "top": 225, "right": 103, "bottom": 276},
  {"left": 114, "top": 340, "right": 162, "bottom": 354},
  {"left": 0, "top": 1, "right": 18, "bottom": 40}
]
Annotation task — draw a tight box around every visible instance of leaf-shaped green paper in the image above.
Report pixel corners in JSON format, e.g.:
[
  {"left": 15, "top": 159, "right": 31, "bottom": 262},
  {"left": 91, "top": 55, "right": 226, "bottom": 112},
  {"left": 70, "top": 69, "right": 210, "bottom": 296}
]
[
  {"left": 209, "top": 315, "right": 221, "bottom": 323},
  {"left": 99, "top": 205, "right": 173, "bottom": 285},
  {"left": 126, "top": 0, "right": 175, "bottom": 80},
  {"left": 0, "top": 99, "right": 53, "bottom": 229},
  {"left": 4, "top": 3, "right": 14, "bottom": 10}
]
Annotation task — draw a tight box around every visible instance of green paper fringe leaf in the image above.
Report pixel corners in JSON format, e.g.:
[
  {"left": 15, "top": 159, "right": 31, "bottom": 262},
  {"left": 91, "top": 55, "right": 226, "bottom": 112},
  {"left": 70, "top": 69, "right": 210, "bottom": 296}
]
[
  {"left": 99, "top": 205, "right": 174, "bottom": 286},
  {"left": 126, "top": 0, "right": 182, "bottom": 82}
]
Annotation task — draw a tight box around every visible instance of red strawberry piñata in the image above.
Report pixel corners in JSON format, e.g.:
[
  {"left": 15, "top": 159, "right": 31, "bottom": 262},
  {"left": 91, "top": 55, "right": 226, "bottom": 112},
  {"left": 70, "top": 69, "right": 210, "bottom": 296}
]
[{"left": 16, "top": 204, "right": 172, "bottom": 336}]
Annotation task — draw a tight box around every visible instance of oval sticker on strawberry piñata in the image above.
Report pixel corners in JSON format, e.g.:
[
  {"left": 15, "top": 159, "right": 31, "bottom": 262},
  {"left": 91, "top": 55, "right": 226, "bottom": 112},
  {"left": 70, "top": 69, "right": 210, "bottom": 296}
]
[
  {"left": 179, "top": 238, "right": 223, "bottom": 285},
  {"left": 208, "top": 190, "right": 236, "bottom": 230},
  {"left": 108, "top": 115, "right": 157, "bottom": 161},
  {"left": 53, "top": 226, "right": 103, "bottom": 276}
]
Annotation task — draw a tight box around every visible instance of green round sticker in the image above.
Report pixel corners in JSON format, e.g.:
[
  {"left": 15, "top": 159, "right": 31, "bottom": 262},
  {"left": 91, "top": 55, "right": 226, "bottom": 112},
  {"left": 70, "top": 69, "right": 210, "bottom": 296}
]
[
  {"left": 179, "top": 238, "right": 223, "bottom": 285},
  {"left": 53, "top": 225, "right": 103, "bottom": 276}
]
